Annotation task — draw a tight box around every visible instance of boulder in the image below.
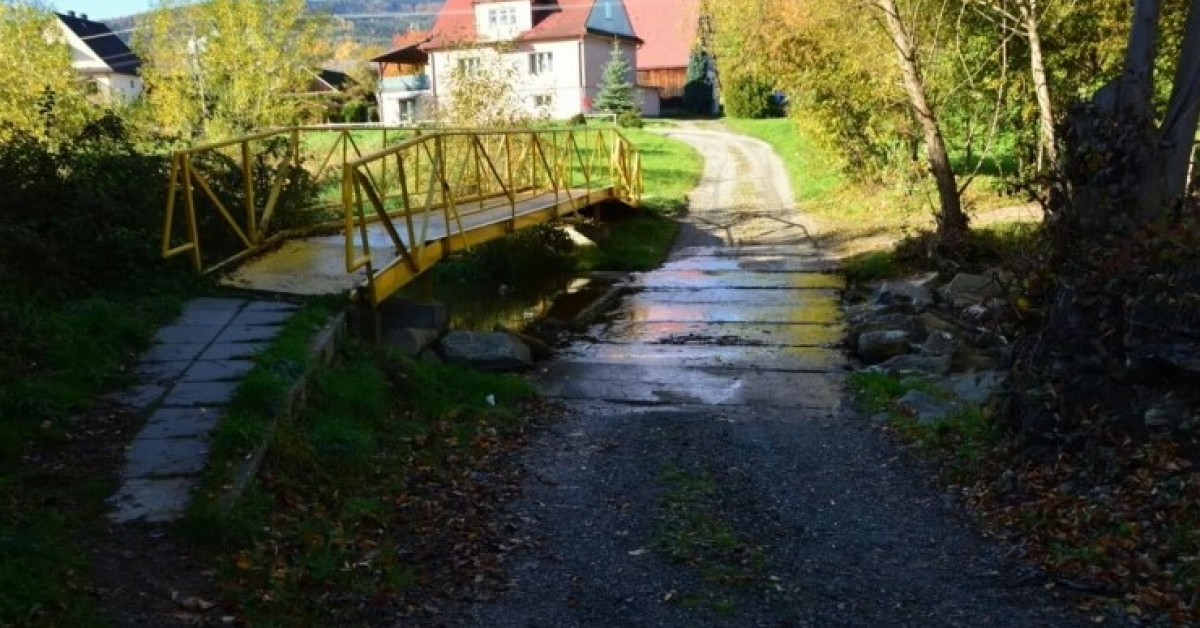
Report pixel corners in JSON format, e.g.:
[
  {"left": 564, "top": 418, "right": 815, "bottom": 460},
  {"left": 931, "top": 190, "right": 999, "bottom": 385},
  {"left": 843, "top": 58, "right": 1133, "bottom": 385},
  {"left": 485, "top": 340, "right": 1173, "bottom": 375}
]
[
  {"left": 940, "top": 371, "right": 1007, "bottom": 405},
  {"left": 940, "top": 273, "right": 1000, "bottom": 308},
  {"left": 868, "top": 354, "right": 951, "bottom": 378},
  {"left": 440, "top": 331, "right": 533, "bottom": 372},
  {"left": 920, "top": 331, "right": 960, "bottom": 357},
  {"left": 856, "top": 330, "right": 911, "bottom": 364},
  {"left": 896, "top": 390, "right": 963, "bottom": 425},
  {"left": 382, "top": 327, "right": 441, "bottom": 356},
  {"left": 873, "top": 272, "right": 938, "bottom": 312},
  {"left": 851, "top": 313, "right": 928, "bottom": 346}
]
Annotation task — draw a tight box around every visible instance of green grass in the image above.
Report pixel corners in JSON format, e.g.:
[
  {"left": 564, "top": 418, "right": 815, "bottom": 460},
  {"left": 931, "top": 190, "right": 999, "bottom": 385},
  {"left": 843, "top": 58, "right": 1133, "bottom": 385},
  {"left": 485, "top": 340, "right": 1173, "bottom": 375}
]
[
  {"left": 621, "top": 127, "right": 704, "bottom": 216},
  {"left": 847, "top": 371, "right": 1002, "bottom": 477},
  {"left": 0, "top": 275, "right": 207, "bottom": 626},
  {"left": 203, "top": 343, "right": 536, "bottom": 624},
  {"left": 579, "top": 211, "right": 681, "bottom": 272},
  {"left": 723, "top": 118, "right": 844, "bottom": 202}
]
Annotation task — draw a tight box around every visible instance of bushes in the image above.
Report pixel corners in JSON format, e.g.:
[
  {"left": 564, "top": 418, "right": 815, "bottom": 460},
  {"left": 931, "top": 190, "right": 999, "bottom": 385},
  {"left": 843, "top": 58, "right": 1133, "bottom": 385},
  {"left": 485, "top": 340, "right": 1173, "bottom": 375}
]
[
  {"left": 0, "top": 115, "right": 169, "bottom": 296},
  {"left": 617, "top": 111, "right": 644, "bottom": 128},
  {"left": 723, "top": 76, "right": 781, "bottom": 119},
  {"left": 340, "top": 102, "right": 367, "bottom": 123}
]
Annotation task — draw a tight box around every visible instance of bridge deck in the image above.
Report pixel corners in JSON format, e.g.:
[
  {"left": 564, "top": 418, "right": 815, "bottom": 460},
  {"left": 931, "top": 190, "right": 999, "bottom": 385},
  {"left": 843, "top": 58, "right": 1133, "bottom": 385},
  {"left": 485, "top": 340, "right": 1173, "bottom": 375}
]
[{"left": 221, "top": 186, "right": 613, "bottom": 297}]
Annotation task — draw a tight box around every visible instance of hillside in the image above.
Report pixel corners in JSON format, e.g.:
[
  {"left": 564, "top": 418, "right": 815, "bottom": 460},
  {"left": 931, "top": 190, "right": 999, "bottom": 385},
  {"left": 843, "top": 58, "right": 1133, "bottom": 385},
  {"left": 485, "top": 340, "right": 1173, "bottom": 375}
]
[{"left": 105, "top": 0, "right": 443, "bottom": 49}]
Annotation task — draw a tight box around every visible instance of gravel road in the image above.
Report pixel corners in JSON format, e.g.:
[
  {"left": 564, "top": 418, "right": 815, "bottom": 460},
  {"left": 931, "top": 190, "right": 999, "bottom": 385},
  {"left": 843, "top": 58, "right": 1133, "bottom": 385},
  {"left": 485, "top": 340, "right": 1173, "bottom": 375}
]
[{"left": 450, "top": 124, "right": 1090, "bottom": 627}]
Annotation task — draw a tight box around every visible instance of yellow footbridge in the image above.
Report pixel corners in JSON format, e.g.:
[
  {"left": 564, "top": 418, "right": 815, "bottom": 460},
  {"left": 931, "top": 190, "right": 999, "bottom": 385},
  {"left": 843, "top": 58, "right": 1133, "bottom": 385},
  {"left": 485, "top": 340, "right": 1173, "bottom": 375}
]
[{"left": 161, "top": 125, "right": 643, "bottom": 305}]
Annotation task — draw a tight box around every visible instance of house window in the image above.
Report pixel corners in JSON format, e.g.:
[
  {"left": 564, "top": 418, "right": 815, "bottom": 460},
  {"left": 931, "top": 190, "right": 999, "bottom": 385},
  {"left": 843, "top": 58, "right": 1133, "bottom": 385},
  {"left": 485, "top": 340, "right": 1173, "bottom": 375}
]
[
  {"left": 488, "top": 6, "right": 516, "bottom": 27},
  {"left": 457, "top": 57, "right": 481, "bottom": 77},
  {"left": 529, "top": 52, "right": 553, "bottom": 75},
  {"left": 533, "top": 94, "right": 553, "bottom": 108},
  {"left": 398, "top": 99, "right": 417, "bottom": 124}
]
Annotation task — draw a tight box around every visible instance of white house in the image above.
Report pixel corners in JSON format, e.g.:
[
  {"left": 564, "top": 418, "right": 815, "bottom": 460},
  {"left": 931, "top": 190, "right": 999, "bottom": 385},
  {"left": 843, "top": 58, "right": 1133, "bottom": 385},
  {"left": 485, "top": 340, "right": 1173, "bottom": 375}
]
[
  {"left": 419, "top": 0, "right": 659, "bottom": 121},
  {"left": 372, "top": 31, "right": 436, "bottom": 126},
  {"left": 55, "top": 11, "right": 143, "bottom": 104}
]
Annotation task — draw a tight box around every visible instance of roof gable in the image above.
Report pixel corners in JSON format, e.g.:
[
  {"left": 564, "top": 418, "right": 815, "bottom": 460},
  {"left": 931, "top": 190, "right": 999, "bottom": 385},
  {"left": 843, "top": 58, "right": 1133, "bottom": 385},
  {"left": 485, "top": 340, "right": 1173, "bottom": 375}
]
[
  {"left": 56, "top": 12, "right": 141, "bottom": 75},
  {"left": 585, "top": 0, "right": 636, "bottom": 39},
  {"left": 424, "top": 0, "right": 641, "bottom": 50},
  {"left": 625, "top": 0, "right": 700, "bottom": 70}
]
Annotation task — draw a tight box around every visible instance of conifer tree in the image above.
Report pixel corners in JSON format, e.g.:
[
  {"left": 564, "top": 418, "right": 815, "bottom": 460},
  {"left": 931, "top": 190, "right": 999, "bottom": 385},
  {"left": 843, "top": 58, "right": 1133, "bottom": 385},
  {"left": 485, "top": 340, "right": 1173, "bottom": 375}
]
[
  {"left": 682, "top": 49, "right": 714, "bottom": 114},
  {"left": 594, "top": 39, "right": 637, "bottom": 113}
]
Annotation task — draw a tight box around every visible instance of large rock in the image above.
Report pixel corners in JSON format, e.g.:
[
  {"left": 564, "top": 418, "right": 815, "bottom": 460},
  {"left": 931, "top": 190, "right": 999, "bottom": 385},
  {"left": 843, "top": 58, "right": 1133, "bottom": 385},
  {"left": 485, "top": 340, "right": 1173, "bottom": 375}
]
[
  {"left": 856, "top": 330, "right": 911, "bottom": 364},
  {"left": 940, "top": 371, "right": 1007, "bottom": 405},
  {"left": 382, "top": 327, "right": 441, "bottom": 356},
  {"left": 873, "top": 272, "right": 938, "bottom": 312},
  {"left": 850, "top": 313, "right": 928, "bottom": 346},
  {"left": 920, "top": 331, "right": 960, "bottom": 357},
  {"left": 868, "top": 354, "right": 951, "bottom": 378},
  {"left": 896, "top": 390, "right": 963, "bottom": 425},
  {"left": 940, "top": 273, "right": 1001, "bottom": 308},
  {"left": 440, "top": 331, "right": 533, "bottom": 372}
]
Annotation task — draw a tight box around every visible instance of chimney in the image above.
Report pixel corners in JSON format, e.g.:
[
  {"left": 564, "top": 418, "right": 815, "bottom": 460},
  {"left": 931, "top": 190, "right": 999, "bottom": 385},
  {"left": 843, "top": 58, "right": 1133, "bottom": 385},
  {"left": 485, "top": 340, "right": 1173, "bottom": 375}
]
[
  {"left": 81, "top": 13, "right": 88, "bottom": 20},
  {"left": 67, "top": 10, "right": 75, "bottom": 17}
]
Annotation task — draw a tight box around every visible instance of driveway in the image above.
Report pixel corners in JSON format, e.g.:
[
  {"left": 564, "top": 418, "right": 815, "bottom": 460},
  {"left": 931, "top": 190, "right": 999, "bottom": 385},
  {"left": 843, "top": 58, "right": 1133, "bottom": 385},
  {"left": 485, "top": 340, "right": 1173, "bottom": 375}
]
[{"left": 453, "top": 124, "right": 1087, "bottom": 627}]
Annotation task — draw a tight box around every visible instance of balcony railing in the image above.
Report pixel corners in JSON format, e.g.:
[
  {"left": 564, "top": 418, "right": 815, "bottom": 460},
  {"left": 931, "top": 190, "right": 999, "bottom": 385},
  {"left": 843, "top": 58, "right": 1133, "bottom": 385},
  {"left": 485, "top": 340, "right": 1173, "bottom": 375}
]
[{"left": 379, "top": 75, "right": 430, "bottom": 92}]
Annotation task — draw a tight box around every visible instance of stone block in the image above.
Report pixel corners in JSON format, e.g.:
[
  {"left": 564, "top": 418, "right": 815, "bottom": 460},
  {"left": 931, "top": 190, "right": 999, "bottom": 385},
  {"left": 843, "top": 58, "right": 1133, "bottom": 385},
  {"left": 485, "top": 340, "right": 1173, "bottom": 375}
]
[
  {"left": 139, "top": 407, "right": 223, "bottom": 439},
  {"left": 162, "top": 381, "right": 238, "bottom": 407},
  {"left": 216, "top": 324, "right": 285, "bottom": 343},
  {"left": 154, "top": 324, "right": 226, "bottom": 345},
  {"left": 122, "top": 438, "right": 209, "bottom": 478},
  {"left": 198, "top": 342, "right": 269, "bottom": 361},
  {"left": 230, "top": 309, "right": 294, "bottom": 327},
  {"left": 379, "top": 298, "right": 449, "bottom": 332},
  {"left": 135, "top": 360, "right": 191, "bottom": 383},
  {"left": 383, "top": 327, "right": 441, "bottom": 356},
  {"left": 441, "top": 331, "right": 532, "bottom": 372},
  {"left": 142, "top": 342, "right": 207, "bottom": 363},
  {"left": 180, "top": 360, "right": 256, "bottom": 383},
  {"left": 108, "top": 477, "right": 197, "bottom": 523}
]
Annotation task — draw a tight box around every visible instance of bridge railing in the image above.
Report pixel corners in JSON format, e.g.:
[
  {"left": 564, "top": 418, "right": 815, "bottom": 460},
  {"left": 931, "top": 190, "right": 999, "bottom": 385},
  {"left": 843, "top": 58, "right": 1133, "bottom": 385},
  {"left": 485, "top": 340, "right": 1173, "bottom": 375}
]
[
  {"left": 161, "top": 124, "right": 420, "bottom": 273},
  {"left": 342, "top": 126, "right": 642, "bottom": 304}
]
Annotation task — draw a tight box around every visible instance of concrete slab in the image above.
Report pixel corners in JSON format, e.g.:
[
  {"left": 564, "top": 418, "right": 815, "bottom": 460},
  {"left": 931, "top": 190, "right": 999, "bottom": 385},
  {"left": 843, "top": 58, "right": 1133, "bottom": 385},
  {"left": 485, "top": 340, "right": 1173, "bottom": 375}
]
[
  {"left": 108, "top": 477, "right": 196, "bottom": 523},
  {"left": 660, "top": 256, "right": 839, "bottom": 273},
  {"left": 141, "top": 342, "right": 208, "bottom": 363},
  {"left": 187, "top": 297, "right": 248, "bottom": 311},
  {"left": 180, "top": 360, "right": 256, "bottom": 383},
  {"left": 140, "top": 407, "right": 224, "bottom": 439},
  {"left": 242, "top": 301, "right": 299, "bottom": 313},
  {"left": 589, "top": 321, "right": 844, "bottom": 347},
  {"left": 161, "top": 381, "right": 239, "bottom": 407},
  {"left": 668, "top": 245, "right": 820, "bottom": 260},
  {"left": 630, "top": 270, "right": 845, "bottom": 290},
  {"left": 122, "top": 438, "right": 209, "bottom": 478},
  {"left": 560, "top": 342, "right": 843, "bottom": 371},
  {"left": 134, "top": 360, "right": 191, "bottom": 383},
  {"left": 614, "top": 298, "right": 842, "bottom": 325},
  {"left": 154, "top": 324, "right": 227, "bottom": 345},
  {"left": 173, "top": 306, "right": 241, "bottom": 327},
  {"left": 626, "top": 287, "right": 844, "bottom": 305},
  {"left": 216, "top": 324, "right": 286, "bottom": 343},
  {"left": 198, "top": 342, "right": 269, "bottom": 361},
  {"left": 230, "top": 309, "right": 294, "bottom": 327},
  {"left": 110, "top": 384, "right": 168, "bottom": 411}
]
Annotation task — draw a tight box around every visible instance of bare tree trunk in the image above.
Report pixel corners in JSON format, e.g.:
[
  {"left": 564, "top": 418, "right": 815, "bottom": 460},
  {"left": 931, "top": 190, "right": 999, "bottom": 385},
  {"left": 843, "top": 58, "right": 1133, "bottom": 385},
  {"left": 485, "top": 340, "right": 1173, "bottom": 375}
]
[
  {"left": 876, "top": 0, "right": 968, "bottom": 239},
  {"left": 1019, "top": 0, "right": 1056, "bottom": 169},
  {"left": 1113, "top": 0, "right": 1163, "bottom": 115},
  {"left": 1159, "top": 0, "right": 1200, "bottom": 199}
]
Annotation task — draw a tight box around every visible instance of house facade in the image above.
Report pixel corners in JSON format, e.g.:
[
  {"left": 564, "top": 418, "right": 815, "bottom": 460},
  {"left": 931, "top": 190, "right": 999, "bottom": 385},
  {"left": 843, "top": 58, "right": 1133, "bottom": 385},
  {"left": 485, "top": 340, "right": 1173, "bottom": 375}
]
[
  {"left": 373, "top": 31, "right": 436, "bottom": 126},
  {"left": 55, "top": 11, "right": 143, "bottom": 104},
  {"left": 416, "top": 0, "right": 658, "bottom": 121}
]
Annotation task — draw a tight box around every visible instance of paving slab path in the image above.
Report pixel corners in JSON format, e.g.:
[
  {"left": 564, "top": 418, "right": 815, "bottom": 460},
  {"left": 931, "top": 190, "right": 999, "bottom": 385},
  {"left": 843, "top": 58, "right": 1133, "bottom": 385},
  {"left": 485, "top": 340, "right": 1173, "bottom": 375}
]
[
  {"left": 453, "top": 125, "right": 1092, "bottom": 626},
  {"left": 107, "top": 297, "right": 296, "bottom": 523}
]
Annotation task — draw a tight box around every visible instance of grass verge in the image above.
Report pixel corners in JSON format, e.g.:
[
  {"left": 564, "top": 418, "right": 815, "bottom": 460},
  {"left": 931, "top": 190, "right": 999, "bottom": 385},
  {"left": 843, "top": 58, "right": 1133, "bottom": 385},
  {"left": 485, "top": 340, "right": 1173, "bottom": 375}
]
[
  {"left": 722, "top": 118, "right": 1017, "bottom": 256},
  {"left": 197, "top": 341, "right": 537, "bottom": 624},
  {"left": 0, "top": 276, "right": 206, "bottom": 626}
]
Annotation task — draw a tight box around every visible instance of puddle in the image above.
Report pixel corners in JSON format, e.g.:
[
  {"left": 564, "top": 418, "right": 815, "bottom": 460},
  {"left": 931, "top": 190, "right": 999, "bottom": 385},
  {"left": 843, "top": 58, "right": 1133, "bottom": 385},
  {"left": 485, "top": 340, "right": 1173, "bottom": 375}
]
[{"left": 399, "top": 274, "right": 619, "bottom": 332}]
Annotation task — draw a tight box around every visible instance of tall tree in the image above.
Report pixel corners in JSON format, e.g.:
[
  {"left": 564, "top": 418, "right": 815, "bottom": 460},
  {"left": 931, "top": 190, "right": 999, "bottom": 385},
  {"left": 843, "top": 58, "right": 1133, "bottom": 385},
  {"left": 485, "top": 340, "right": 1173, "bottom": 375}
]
[
  {"left": 594, "top": 40, "right": 638, "bottom": 114},
  {"left": 136, "top": 0, "right": 329, "bottom": 140},
  {"left": 874, "top": 0, "right": 969, "bottom": 241},
  {"left": 683, "top": 49, "right": 714, "bottom": 114},
  {"left": 0, "top": 0, "right": 92, "bottom": 143}
]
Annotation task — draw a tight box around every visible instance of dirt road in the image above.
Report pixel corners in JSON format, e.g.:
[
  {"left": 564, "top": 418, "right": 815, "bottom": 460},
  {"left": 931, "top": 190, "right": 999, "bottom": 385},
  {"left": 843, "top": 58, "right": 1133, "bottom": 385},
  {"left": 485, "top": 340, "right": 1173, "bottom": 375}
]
[{"left": 453, "top": 125, "right": 1088, "bottom": 627}]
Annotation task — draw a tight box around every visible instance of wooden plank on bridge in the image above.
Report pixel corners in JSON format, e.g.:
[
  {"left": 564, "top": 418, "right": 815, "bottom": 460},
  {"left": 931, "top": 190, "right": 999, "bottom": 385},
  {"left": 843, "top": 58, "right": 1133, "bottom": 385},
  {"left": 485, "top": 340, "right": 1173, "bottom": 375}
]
[{"left": 220, "top": 186, "right": 615, "bottom": 298}]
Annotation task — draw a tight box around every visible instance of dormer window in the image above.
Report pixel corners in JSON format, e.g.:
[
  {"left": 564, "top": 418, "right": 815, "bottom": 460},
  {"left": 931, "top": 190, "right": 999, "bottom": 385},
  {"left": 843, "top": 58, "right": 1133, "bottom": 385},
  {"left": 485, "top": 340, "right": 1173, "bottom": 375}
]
[{"left": 488, "top": 7, "right": 517, "bottom": 27}]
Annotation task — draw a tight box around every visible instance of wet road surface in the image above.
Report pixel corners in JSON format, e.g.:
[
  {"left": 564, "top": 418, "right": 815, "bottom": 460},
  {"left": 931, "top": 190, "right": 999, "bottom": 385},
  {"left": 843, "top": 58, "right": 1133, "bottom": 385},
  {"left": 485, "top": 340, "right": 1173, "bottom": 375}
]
[{"left": 453, "top": 125, "right": 1088, "bottom": 627}]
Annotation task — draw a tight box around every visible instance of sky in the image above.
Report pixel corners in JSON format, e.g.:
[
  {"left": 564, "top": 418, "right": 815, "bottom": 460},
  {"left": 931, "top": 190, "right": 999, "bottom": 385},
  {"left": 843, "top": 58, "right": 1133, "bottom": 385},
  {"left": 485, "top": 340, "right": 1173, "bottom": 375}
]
[{"left": 52, "top": 1, "right": 161, "bottom": 20}]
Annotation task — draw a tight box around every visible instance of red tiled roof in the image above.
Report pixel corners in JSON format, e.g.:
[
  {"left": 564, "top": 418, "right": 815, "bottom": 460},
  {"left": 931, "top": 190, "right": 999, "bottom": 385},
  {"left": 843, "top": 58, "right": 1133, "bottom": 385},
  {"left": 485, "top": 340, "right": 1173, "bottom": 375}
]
[
  {"left": 424, "top": 0, "right": 639, "bottom": 50},
  {"left": 626, "top": 0, "right": 699, "bottom": 70}
]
